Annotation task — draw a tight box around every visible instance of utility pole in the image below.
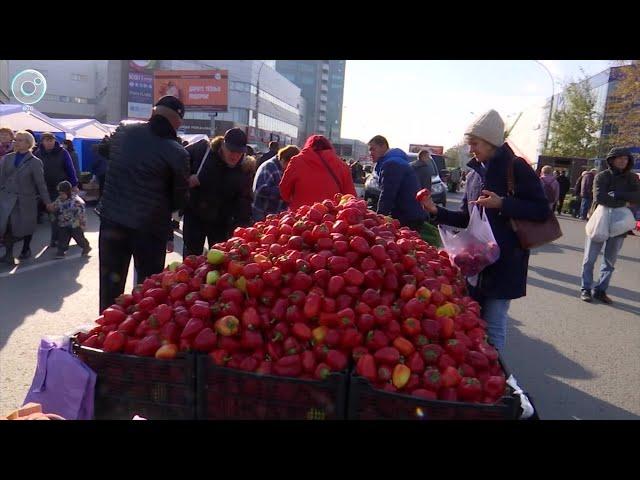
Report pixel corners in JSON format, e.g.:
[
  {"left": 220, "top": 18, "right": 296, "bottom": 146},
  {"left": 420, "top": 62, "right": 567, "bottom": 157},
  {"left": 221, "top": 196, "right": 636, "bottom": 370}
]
[
  {"left": 534, "top": 60, "right": 555, "bottom": 153},
  {"left": 255, "top": 61, "right": 266, "bottom": 146}
]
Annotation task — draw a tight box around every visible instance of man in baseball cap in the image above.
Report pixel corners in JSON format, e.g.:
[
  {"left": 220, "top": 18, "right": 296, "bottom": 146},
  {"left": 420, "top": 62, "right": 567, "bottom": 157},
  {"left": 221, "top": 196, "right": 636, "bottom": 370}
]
[
  {"left": 153, "top": 95, "right": 185, "bottom": 131},
  {"left": 223, "top": 127, "right": 248, "bottom": 154},
  {"left": 97, "top": 94, "right": 190, "bottom": 312}
]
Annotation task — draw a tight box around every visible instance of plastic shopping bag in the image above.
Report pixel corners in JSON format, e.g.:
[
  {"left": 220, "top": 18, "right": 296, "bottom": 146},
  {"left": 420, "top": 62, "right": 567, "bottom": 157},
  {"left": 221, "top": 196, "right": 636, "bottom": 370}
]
[
  {"left": 23, "top": 336, "right": 97, "bottom": 420},
  {"left": 585, "top": 205, "right": 610, "bottom": 242},
  {"left": 609, "top": 206, "right": 635, "bottom": 238},
  {"left": 438, "top": 206, "right": 500, "bottom": 278}
]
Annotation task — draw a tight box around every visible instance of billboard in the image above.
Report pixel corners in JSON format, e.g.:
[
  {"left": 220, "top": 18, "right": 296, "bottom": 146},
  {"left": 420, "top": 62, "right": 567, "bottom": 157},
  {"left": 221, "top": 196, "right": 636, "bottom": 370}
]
[
  {"left": 127, "top": 60, "right": 155, "bottom": 119},
  {"left": 408, "top": 144, "right": 444, "bottom": 155},
  {"left": 153, "top": 70, "right": 228, "bottom": 112}
]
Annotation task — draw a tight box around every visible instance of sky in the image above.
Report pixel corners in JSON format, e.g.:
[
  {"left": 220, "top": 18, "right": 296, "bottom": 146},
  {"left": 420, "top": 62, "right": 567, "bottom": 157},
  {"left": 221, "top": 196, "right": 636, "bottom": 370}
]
[{"left": 341, "top": 60, "right": 613, "bottom": 152}]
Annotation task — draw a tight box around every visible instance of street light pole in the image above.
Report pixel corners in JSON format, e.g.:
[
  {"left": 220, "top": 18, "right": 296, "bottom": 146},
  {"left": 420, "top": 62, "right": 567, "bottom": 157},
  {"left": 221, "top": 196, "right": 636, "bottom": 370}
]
[
  {"left": 534, "top": 60, "right": 555, "bottom": 153},
  {"left": 255, "top": 61, "right": 266, "bottom": 144}
]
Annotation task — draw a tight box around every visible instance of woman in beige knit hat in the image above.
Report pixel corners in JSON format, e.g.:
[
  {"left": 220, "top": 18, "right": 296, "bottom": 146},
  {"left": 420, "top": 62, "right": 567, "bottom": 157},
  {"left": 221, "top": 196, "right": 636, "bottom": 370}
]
[{"left": 420, "top": 109, "right": 550, "bottom": 351}]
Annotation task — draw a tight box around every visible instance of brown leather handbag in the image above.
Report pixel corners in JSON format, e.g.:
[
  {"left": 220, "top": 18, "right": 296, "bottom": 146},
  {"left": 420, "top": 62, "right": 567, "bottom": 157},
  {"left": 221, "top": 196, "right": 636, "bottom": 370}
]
[{"left": 506, "top": 157, "right": 563, "bottom": 249}]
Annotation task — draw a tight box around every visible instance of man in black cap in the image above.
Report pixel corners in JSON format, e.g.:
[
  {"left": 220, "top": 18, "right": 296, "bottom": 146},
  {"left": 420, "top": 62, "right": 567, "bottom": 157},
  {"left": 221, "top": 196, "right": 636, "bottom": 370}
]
[
  {"left": 580, "top": 147, "right": 640, "bottom": 304},
  {"left": 182, "top": 128, "right": 253, "bottom": 256},
  {"left": 97, "top": 95, "right": 190, "bottom": 312}
]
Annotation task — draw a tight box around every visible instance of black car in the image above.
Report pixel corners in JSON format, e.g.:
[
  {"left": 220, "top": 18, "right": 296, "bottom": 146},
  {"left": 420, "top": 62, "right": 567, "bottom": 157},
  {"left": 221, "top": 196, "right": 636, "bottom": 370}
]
[{"left": 364, "top": 153, "right": 447, "bottom": 208}]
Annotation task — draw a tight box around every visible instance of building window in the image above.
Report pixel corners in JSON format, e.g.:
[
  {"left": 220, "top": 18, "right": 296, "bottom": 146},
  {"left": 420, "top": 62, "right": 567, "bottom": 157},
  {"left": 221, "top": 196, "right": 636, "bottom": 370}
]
[{"left": 71, "top": 73, "right": 88, "bottom": 82}]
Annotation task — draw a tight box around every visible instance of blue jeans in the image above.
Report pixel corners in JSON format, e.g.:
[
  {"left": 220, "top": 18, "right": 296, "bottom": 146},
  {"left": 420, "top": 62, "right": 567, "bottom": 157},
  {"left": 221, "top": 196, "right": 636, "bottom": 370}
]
[
  {"left": 581, "top": 234, "right": 626, "bottom": 293},
  {"left": 481, "top": 298, "right": 511, "bottom": 352},
  {"left": 579, "top": 197, "right": 592, "bottom": 219}
]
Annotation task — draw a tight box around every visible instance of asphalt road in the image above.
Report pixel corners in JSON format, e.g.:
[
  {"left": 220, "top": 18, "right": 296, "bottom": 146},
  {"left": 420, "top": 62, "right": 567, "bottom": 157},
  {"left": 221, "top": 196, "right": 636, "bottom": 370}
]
[{"left": 1, "top": 196, "right": 638, "bottom": 419}]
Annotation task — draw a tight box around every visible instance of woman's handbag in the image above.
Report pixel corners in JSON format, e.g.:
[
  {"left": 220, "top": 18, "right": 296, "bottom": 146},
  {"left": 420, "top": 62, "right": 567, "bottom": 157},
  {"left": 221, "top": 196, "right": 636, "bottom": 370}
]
[{"left": 507, "top": 157, "right": 563, "bottom": 249}]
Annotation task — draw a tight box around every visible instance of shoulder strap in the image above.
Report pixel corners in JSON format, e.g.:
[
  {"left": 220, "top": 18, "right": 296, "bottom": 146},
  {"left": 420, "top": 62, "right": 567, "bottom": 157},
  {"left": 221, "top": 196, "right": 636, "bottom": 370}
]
[{"left": 316, "top": 151, "right": 343, "bottom": 193}]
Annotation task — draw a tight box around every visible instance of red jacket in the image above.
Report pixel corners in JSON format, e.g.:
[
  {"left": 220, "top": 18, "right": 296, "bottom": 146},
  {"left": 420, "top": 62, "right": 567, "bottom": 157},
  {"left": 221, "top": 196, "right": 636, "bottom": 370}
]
[{"left": 279, "top": 136, "right": 356, "bottom": 211}]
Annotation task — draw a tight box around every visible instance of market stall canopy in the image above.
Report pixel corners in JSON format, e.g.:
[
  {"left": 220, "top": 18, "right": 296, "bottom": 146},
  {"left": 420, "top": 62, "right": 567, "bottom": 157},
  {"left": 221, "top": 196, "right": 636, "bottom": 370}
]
[
  {"left": 0, "top": 104, "right": 72, "bottom": 135},
  {"left": 103, "top": 124, "right": 118, "bottom": 134},
  {"left": 51, "top": 118, "right": 112, "bottom": 140},
  {"left": 181, "top": 134, "right": 209, "bottom": 145}
]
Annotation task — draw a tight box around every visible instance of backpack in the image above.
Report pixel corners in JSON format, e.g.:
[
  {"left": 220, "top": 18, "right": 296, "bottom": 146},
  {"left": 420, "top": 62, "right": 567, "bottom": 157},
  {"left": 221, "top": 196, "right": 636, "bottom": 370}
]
[{"left": 542, "top": 179, "right": 556, "bottom": 204}]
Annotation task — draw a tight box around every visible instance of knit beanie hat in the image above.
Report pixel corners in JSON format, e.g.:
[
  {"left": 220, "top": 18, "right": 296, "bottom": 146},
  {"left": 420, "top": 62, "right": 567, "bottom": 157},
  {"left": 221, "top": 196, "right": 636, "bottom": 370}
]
[{"left": 465, "top": 109, "right": 505, "bottom": 147}]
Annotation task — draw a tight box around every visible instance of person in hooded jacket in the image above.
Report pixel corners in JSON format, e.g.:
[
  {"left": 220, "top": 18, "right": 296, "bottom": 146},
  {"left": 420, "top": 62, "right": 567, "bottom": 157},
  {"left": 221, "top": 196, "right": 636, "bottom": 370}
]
[
  {"left": 420, "top": 110, "right": 550, "bottom": 351},
  {"left": 579, "top": 147, "right": 640, "bottom": 304},
  {"left": 367, "top": 135, "right": 429, "bottom": 229},
  {"left": 279, "top": 135, "right": 356, "bottom": 211},
  {"left": 34, "top": 132, "right": 78, "bottom": 249},
  {"left": 182, "top": 128, "right": 253, "bottom": 257},
  {"left": 98, "top": 96, "right": 190, "bottom": 312}
]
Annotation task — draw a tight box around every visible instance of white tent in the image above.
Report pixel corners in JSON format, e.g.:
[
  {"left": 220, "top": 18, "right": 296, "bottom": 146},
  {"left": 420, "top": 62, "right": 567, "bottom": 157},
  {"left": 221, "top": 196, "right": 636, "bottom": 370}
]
[
  {"left": 103, "top": 124, "right": 118, "bottom": 134},
  {"left": 51, "top": 118, "right": 112, "bottom": 140},
  {"left": 0, "top": 104, "right": 72, "bottom": 135},
  {"left": 181, "top": 134, "right": 209, "bottom": 145}
]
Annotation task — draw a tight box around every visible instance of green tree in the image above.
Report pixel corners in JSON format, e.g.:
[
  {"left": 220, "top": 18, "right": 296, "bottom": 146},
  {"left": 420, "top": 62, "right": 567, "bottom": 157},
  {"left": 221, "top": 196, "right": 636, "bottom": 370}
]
[
  {"left": 600, "top": 61, "right": 640, "bottom": 154},
  {"left": 544, "top": 73, "right": 602, "bottom": 158},
  {"left": 444, "top": 146, "right": 460, "bottom": 168}
]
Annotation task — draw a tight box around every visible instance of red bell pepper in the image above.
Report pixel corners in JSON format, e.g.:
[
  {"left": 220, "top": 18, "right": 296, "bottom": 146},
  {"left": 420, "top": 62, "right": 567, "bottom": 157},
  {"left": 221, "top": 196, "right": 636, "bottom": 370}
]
[
  {"left": 356, "top": 354, "right": 378, "bottom": 382},
  {"left": 273, "top": 354, "right": 302, "bottom": 377},
  {"left": 416, "top": 188, "right": 431, "bottom": 202},
  {"left": 326, "top": 349, "right": 348, "bottom": 371},
  {"left": 374, "top": 346, "right": 401, "bottom": 365},
  {"left": 392, "top": 336, "right": 415, "bottom": 357},
  {"left": 457, "top": 377, "right": 483, "bottom": 402}
]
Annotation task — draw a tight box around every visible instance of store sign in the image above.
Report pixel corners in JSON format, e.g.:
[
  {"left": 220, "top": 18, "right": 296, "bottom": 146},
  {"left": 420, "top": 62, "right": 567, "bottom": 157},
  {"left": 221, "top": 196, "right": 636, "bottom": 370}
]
[
  {"left": 153, "top": 70, "right": 229, "bottom": 112},
  {"left": 127, "top": 61, "right": 154, "bottom": 119}
]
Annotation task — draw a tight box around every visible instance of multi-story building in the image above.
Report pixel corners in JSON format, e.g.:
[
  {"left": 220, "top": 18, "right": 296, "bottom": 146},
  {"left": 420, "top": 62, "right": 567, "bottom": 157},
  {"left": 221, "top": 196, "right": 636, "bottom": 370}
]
[
  {"left": 333, "top": 137, "right": 369, "bottom": 164},
  {"left": 275, "top": 60, "right": 346, "bottom": 144},
  {"left": 106, "top": 60, "right": 304, "bottom": 150},
  {"left": 6, "top": 60, "right": 109, "bottom": 121},
  {"left": 0, "top": 60, "right": 9, "bottom": 103},
  {"left": 543, "top": 64, "right": 640, "bottom": 159}
]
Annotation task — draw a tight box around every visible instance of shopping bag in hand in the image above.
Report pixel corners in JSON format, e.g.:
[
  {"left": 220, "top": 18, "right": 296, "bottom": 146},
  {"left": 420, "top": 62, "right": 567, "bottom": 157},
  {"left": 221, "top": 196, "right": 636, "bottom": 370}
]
[
  {"left": 438, "top": 206, "right": 500, "bottom": 277},
  {"left": 585, "top": 204, "right": 610, "bottom": 242},
  {"left": 24, "top": 337, "right": 97, "bottom": 420}
]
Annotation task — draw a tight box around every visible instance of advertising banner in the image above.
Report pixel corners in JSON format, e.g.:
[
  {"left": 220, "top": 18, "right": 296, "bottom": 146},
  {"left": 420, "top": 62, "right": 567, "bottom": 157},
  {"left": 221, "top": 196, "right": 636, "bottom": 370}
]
[{"left": 153, "top": 70, "right": 228, "bottom": 112}]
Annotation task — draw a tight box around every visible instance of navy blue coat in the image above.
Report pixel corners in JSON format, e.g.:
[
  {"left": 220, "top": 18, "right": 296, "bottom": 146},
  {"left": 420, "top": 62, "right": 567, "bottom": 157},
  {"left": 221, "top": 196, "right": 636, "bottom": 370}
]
[
  {"left": 375, "top": 148, "right": 428, "bottom": 227},
  {"left": 436, "top": 144, "right": 550, "bottom": 300}
]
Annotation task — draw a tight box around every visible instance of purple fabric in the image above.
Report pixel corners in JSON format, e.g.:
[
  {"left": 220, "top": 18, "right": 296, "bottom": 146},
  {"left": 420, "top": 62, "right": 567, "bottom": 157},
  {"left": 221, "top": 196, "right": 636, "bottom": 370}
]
[{"left": 23, "top": 337, "right": 96, "bottom": 420}]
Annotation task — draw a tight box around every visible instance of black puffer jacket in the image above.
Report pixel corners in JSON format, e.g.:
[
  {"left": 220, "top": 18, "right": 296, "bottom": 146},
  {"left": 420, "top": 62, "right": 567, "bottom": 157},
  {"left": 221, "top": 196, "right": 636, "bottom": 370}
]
[
  {"left": 185, "top": 138, "right": 253, "bottom": 238},
  {"left": 99, "top": 117, "right": 190, "bottom": 239}
]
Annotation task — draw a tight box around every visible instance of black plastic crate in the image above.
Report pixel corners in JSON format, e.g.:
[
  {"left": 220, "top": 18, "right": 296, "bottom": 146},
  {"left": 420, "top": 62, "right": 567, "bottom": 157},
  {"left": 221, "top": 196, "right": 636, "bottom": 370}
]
[
  {"left": 196, "top": 356, "right": 349, "bottom": 420},
  {"left": 347, "top": 356, "right": 519, "bottom": 420},
  {"left": 73, "top": 342, "right": 197, "bottom": 420}
]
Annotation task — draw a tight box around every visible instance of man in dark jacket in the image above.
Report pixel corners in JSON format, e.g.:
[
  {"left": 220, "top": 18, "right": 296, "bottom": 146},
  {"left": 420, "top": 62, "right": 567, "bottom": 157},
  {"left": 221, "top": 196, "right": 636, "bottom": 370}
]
[
  {"left": 411, "top": 150, "right": 433, "bottom": 192},
  {"left": 580, "top": 147, "right": 640, "bottom": 304},
  {"left": 579, "top": 169, "right": 597, "bottom": 219},
  {"left": 256, "top": 141, "right": 279, "bottom": 169},
  {"left": 368, "top": 135, "right": 429, "bottom": 229},
  {"left": 35, "top": 132, "right": 78, "bottom": 248},
  {"left": 182, "top": 128, "right": 253, "bottom": 257},
  {"left": 98, "top": 96, "right": 190, "bottom": 312},
  {"left": 556, "top": 170, "right": 570, "bottom": 214},
  {"left": 421, "top": 110, "right": 549, "bottom": 351}
]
